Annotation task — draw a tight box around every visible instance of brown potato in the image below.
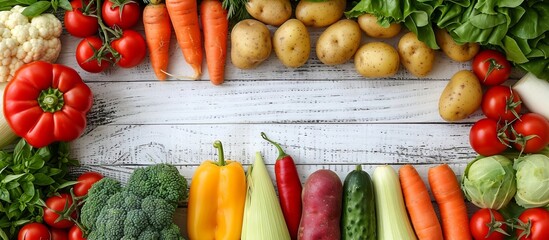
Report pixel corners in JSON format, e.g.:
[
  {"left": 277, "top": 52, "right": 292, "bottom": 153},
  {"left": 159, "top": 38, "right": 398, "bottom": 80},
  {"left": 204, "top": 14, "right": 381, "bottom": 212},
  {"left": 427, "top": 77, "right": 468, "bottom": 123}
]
[
  {"left": 438, "top": 70, "right": 483, "bottom": 121},
  {"left": 398, "top": 32, "right": 436, "bottom": 77},
  {"left": 230, "top": 19, "right": 272, "bottom": 69},
  {"left": 273, "top": 19, "right": 311, "bottom": 68},
  {"left": 354, "top": 42, "right": 400, "bottom": 78},
  {"left": 296, "top": 0, "right": 346, "bottom": 27},
  {"left": 436, "top": 28, "right": 479, "bottom": 62},
  {"left": 316, "top": 19, "right": 361, "bottom": 65},
  {"left": 358, "top": 13, "right": 401, "bottom": 38},
  {"left": 246, "top": 0, "right": 292, "bottom": 26}
]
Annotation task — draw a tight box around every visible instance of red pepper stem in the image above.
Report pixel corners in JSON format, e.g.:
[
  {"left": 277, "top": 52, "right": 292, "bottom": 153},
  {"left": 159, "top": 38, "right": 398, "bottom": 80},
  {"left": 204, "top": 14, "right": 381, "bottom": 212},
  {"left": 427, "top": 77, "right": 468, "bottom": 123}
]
[
  {"left": 261, "top": 132, "right": 288, "bottom": 160},
  {"left": 213, "top": 140, "right": 225, "bottom": 166},
  {"left": 38, "top": 88, "right": 64, "bottom": 112},
  {"left": 356, "top": 164, "right": 362, "bottom": 171}
]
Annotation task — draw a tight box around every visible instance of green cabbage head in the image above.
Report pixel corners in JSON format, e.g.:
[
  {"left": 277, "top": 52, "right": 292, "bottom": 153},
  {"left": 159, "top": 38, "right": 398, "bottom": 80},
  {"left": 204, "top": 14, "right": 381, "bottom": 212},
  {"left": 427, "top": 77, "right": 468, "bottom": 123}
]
[
  {"left": 462, "top": 155, "right": 516, "bottom": 210},
  {"left": 514, "top": 154, "right": 549, "bottom": 208}
]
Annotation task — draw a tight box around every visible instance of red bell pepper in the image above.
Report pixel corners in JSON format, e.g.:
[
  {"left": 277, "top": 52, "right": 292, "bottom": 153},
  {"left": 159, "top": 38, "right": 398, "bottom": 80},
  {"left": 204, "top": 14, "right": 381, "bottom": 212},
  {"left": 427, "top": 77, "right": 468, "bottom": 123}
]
[{"left": 3, "top": 61, "right": 93, "bottom": 148}]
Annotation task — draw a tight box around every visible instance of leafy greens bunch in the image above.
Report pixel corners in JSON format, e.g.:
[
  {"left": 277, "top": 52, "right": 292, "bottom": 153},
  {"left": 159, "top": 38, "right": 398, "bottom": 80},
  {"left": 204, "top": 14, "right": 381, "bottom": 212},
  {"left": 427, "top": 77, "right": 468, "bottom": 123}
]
[
  {"left": 0, "top": 139, "right": 78, "bottom": 240},
  {"left": 347, "top": 0, "right": 549, "bottom": 81}
]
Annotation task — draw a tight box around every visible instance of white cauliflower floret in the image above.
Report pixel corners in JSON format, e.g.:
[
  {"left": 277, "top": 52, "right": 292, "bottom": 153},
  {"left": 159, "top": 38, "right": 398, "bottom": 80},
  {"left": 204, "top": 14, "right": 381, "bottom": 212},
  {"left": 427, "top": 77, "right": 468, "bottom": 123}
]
[{"left": 0, "top": 5, "right": 62, "bottom": 82}]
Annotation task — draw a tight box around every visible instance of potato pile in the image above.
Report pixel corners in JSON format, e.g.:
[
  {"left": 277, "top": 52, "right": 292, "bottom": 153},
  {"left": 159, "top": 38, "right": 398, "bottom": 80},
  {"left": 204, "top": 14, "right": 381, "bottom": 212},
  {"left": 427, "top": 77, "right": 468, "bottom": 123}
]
[{"left": 231, "top": 0, "right": 448, "bottom": 76}]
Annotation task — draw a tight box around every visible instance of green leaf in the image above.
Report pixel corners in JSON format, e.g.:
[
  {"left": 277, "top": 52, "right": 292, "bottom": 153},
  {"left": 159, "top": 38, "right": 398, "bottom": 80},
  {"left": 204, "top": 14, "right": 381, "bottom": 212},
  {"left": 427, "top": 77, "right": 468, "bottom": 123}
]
[
  {"left": 48, "top": 168, "right": 62, "bottom": 176},
  {"left": 1, "top": 173, "right": 26, "bottom": 184},
  {"left": 0, "top": 189, "right": 9, "bottom": 202},
  {"left": 469, "top": 13, "right": 506, "bottom": 29},
  {"left": 35, "top": 147, "right": 51, "bottom": 161},
  {"left": 21, "top": 1, "right": 51, "bottom": 17},
  {"left": 58, "top": 0, "right": 71, "bottom": 11},
  {"left": 21, "top": 181, "right": 34, "bottom": 199},
  {"left": 5, "top": 181, "right": 20, "bottom": 190},
  {"left": 13, "top": 219, "right": 30, "bottom": 227},
  {"left": 0, "top": 228, "right": 8, "bottom": 240},
  {"left": 27, "top": 157, "right": 44, "bottom": 170},
  {"left": 33, "top": 173, "right": 55, "bottom": 186},
  {"left": 19, "top": 193, "right": 32, "bottom": 203},
  {"left": 55, "top": 180, "right": 77, "bottom": 191},
  {"left": 13, "top": 140, "right": 31, "bottom": 165},
  {"left": 16, "top": 0, "right": 37, "bottom": 5}
]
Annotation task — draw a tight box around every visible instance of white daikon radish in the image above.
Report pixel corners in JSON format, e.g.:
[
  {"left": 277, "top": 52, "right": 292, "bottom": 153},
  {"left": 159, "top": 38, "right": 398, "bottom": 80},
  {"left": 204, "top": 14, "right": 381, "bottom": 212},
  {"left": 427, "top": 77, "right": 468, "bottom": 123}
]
[{"left": 513, "top": 73, "right": 549, "bottom": 119}]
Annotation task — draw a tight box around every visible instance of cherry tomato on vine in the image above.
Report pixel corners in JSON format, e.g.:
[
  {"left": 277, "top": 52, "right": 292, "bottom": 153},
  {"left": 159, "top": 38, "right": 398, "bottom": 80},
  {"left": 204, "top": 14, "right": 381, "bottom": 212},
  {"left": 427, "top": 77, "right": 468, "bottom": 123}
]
[
  {"left": 76, "top": 36, "right": 111, "bottom": 73},
  {"left": 516, "top": 208, "right": 549, "bottom": 240},
  {"left": 512, "top": 113, "right": 549, "bottom": 153},
  {"left": 482, "top": 85, "right": 522, "bottom": 122},
  {"left": 74, "top": 172, "right": 103, "bottom": 197},
  {"left": 472, "top": 49, "right": 511, "bottom": 86},
  {"left": 18, "top": 223, "right": 50, "bottom": 240},
  {"left": 470, "top": 208, "right": 508, "bottom": 240},
  {"left": 43, "top": 193, "right": 76, "bottom": 229},
  {"left": 68, "top": 225, "right": 85, "bottom": 240},
  {"left": 102, "top": 0, "right": 140, "bottom": 29},
  {"left": 51, "top": 228, "right": 68, "bottom": 240},
  {"left": 111, "top": 30, "right": 147, "bottom": 68},
  {"left": 470, "top": 118, "right": 510, "bottom": 156},
  {"left": 64, "top": 0, "right": 98, "bottom": 38}
]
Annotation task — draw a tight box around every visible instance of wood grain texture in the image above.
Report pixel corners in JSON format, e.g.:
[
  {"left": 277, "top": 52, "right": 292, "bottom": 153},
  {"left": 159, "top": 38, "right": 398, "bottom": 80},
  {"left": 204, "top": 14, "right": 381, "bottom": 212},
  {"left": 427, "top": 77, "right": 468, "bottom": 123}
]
[
  {"left": 71, "top": 124, "right": 476, "bottom": 167},
  {"left": 84, "top": 80, "right": 485, "bottom": 127}
]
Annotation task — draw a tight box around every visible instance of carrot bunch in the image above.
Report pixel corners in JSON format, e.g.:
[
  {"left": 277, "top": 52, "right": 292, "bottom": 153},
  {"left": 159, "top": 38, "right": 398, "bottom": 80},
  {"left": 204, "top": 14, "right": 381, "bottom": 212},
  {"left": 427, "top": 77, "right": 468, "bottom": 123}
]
[{"left": 144, "top": 0, "right": 228, "bottom": 85}]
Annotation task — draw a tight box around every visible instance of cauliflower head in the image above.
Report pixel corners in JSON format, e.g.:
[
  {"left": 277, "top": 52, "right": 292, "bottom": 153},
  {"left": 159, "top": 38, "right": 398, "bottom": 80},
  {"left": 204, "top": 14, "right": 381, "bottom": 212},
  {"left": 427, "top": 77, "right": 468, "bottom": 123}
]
[{"left": 0, "top": 5, "right": 62, "bottom": 82}]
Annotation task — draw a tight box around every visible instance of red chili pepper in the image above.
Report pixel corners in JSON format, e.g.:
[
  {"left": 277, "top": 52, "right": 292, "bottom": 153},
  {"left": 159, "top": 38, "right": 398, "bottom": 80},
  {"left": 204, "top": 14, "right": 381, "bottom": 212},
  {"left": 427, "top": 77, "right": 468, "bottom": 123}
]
[
  {"left": 3, "top": 61, "right": 93, "bottom": 148},
  {"left": 261, "top": 132, "right": 302, "bottom": 240}
]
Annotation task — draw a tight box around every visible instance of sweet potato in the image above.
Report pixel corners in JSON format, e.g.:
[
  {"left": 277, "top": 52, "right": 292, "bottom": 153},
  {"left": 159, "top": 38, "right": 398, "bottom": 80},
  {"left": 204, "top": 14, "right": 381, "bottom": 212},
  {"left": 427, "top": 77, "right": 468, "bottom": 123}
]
[{"left": 298, "top": 169, "right": 343, "bottom": 240}]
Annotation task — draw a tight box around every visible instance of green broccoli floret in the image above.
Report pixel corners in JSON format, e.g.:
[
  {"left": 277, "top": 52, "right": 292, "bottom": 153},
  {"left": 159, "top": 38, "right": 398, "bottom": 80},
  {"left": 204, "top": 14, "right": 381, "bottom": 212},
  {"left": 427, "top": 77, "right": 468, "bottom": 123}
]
[
  {"left": 142, "top": 196, "right": 176, "bottom": 230},
  {"left": 81, "top": 178, "right": 122, "bottom": 229},
  {"left": 160, "top": 224, "right": 185, "bottom": 240},
  {"left": 93, "top": 208, "right": 126, "bottom": 240},
  {"left": 127, "top": 164, "right": 188, "bottom": 204},
  {"left": 80, "top": 164, "right": 187, "bottom": 240},
  {"left": 123, "top": 210, "right": 148, "bottom": 237},
  {"left": 138, "top": 228, "right": 160, "bottom": 240}
]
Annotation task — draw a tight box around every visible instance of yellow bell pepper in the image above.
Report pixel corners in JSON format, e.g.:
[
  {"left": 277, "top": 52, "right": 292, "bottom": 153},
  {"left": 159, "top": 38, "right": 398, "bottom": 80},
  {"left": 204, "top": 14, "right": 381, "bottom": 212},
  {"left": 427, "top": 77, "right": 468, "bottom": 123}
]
[{"left": 187, "top": 140, "right": 247, "bottom": 240}]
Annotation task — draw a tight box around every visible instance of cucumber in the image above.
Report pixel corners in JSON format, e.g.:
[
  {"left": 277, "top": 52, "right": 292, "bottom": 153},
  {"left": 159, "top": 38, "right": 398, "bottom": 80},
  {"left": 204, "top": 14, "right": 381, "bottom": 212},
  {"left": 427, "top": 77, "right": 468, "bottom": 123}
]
[{"left": 341, "top": 165, "right": 376, "bottom": 240}]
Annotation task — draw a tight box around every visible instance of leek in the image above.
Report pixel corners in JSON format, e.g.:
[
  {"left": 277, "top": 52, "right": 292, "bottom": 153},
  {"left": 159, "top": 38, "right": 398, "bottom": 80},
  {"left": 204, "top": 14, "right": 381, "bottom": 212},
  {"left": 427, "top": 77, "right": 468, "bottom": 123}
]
[
  {"left": 0, "top": 82, "right": 18, "bottom": 148},
  {"left": 373, "top": 165, "right": 417, "bottom": 240},
  {"left": 241, "top": 152, "right": 291, "bottom": 240}
]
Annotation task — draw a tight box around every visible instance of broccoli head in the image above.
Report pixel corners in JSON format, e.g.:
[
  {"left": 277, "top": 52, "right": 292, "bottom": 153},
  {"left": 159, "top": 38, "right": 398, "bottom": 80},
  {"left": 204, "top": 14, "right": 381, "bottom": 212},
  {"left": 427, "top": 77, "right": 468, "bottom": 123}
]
[
  {"left": 80, "top": 178, "right": 122, "bottom": 230},
  {"left": 80, "top": 164, "right": 187, "bottom": 240},
  {"left": 127, "top": 164, "right": 188, "bottom": 204}
]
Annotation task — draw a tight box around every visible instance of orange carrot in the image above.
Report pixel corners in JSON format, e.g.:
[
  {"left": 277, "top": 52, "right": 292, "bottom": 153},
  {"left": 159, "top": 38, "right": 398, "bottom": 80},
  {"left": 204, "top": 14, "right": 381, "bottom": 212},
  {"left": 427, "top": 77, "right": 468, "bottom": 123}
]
[
  {"left": 428, "top": 164, "right": 472, "bottom": 240},
  {"left": 143, "top": 0, "right": 172, "bottom": 80},
  {"left": 165, "top": 0, "right": 202, "bottom": 79},
  {"left": 200, "top": 0, "right": 228, "bottom": 85},
  {"left": 399, "top": 165, "right": 443, "bottom": 240}
]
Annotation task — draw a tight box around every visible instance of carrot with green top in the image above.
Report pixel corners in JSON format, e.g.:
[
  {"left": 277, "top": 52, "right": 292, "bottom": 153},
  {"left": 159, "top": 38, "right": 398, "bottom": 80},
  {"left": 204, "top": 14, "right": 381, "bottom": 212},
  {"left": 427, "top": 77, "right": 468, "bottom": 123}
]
[
  {"left": 143, "top": 0, "right": 171, "bottom": 80},
  {"left": 165, "top": 0, "right": 202, "bottom": 79},
  {"left": 200, "top": 0, "right": 228, "bottom": 85}
]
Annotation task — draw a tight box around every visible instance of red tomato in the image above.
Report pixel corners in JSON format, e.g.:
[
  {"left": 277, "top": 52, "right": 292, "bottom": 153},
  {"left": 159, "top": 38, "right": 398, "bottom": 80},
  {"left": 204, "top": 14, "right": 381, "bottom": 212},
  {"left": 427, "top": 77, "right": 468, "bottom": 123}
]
[
  {"left": 68, "top": 225, "right": 85, "bottom": 240},
  {"left": 74, "top": 172, "right": 103, "bottom": 197},
  {"left": 111, "top": 30, "right": 147, "bottom": 68},
  {"left": 516, "top": 208, "right": 549, "bottom": 240},
  {"left": 512, "top": 113, "right": 549, "bottom": 153},
  {"left": 50, "top": 228, "right": 68, "bottom": 240},
  {"left": 76, "top": 36, "right": 111, "bottom": 73},
  {"left": 43, "top": 194, "right": 76, "bottom": 229},
  {"left": 102, "top": 0, "right": 140, "bottom": 29},
  {"left": 481, "top": 85, "right": 522, "bottom": 122},
  {"left": 472, "top": 49, "right": 512, "bottom": 86},
  {"left": 470, "top": 118, "right": 510, "bottom": 156},
  {"left": 18, "top": 223, "right": 50, "bottom": 240},
  {"left": 470, "top": 209, "right": 508, "bottom": 240},
  {"left": 64, "top": 0, "right": 98, "bottom": 38}
]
